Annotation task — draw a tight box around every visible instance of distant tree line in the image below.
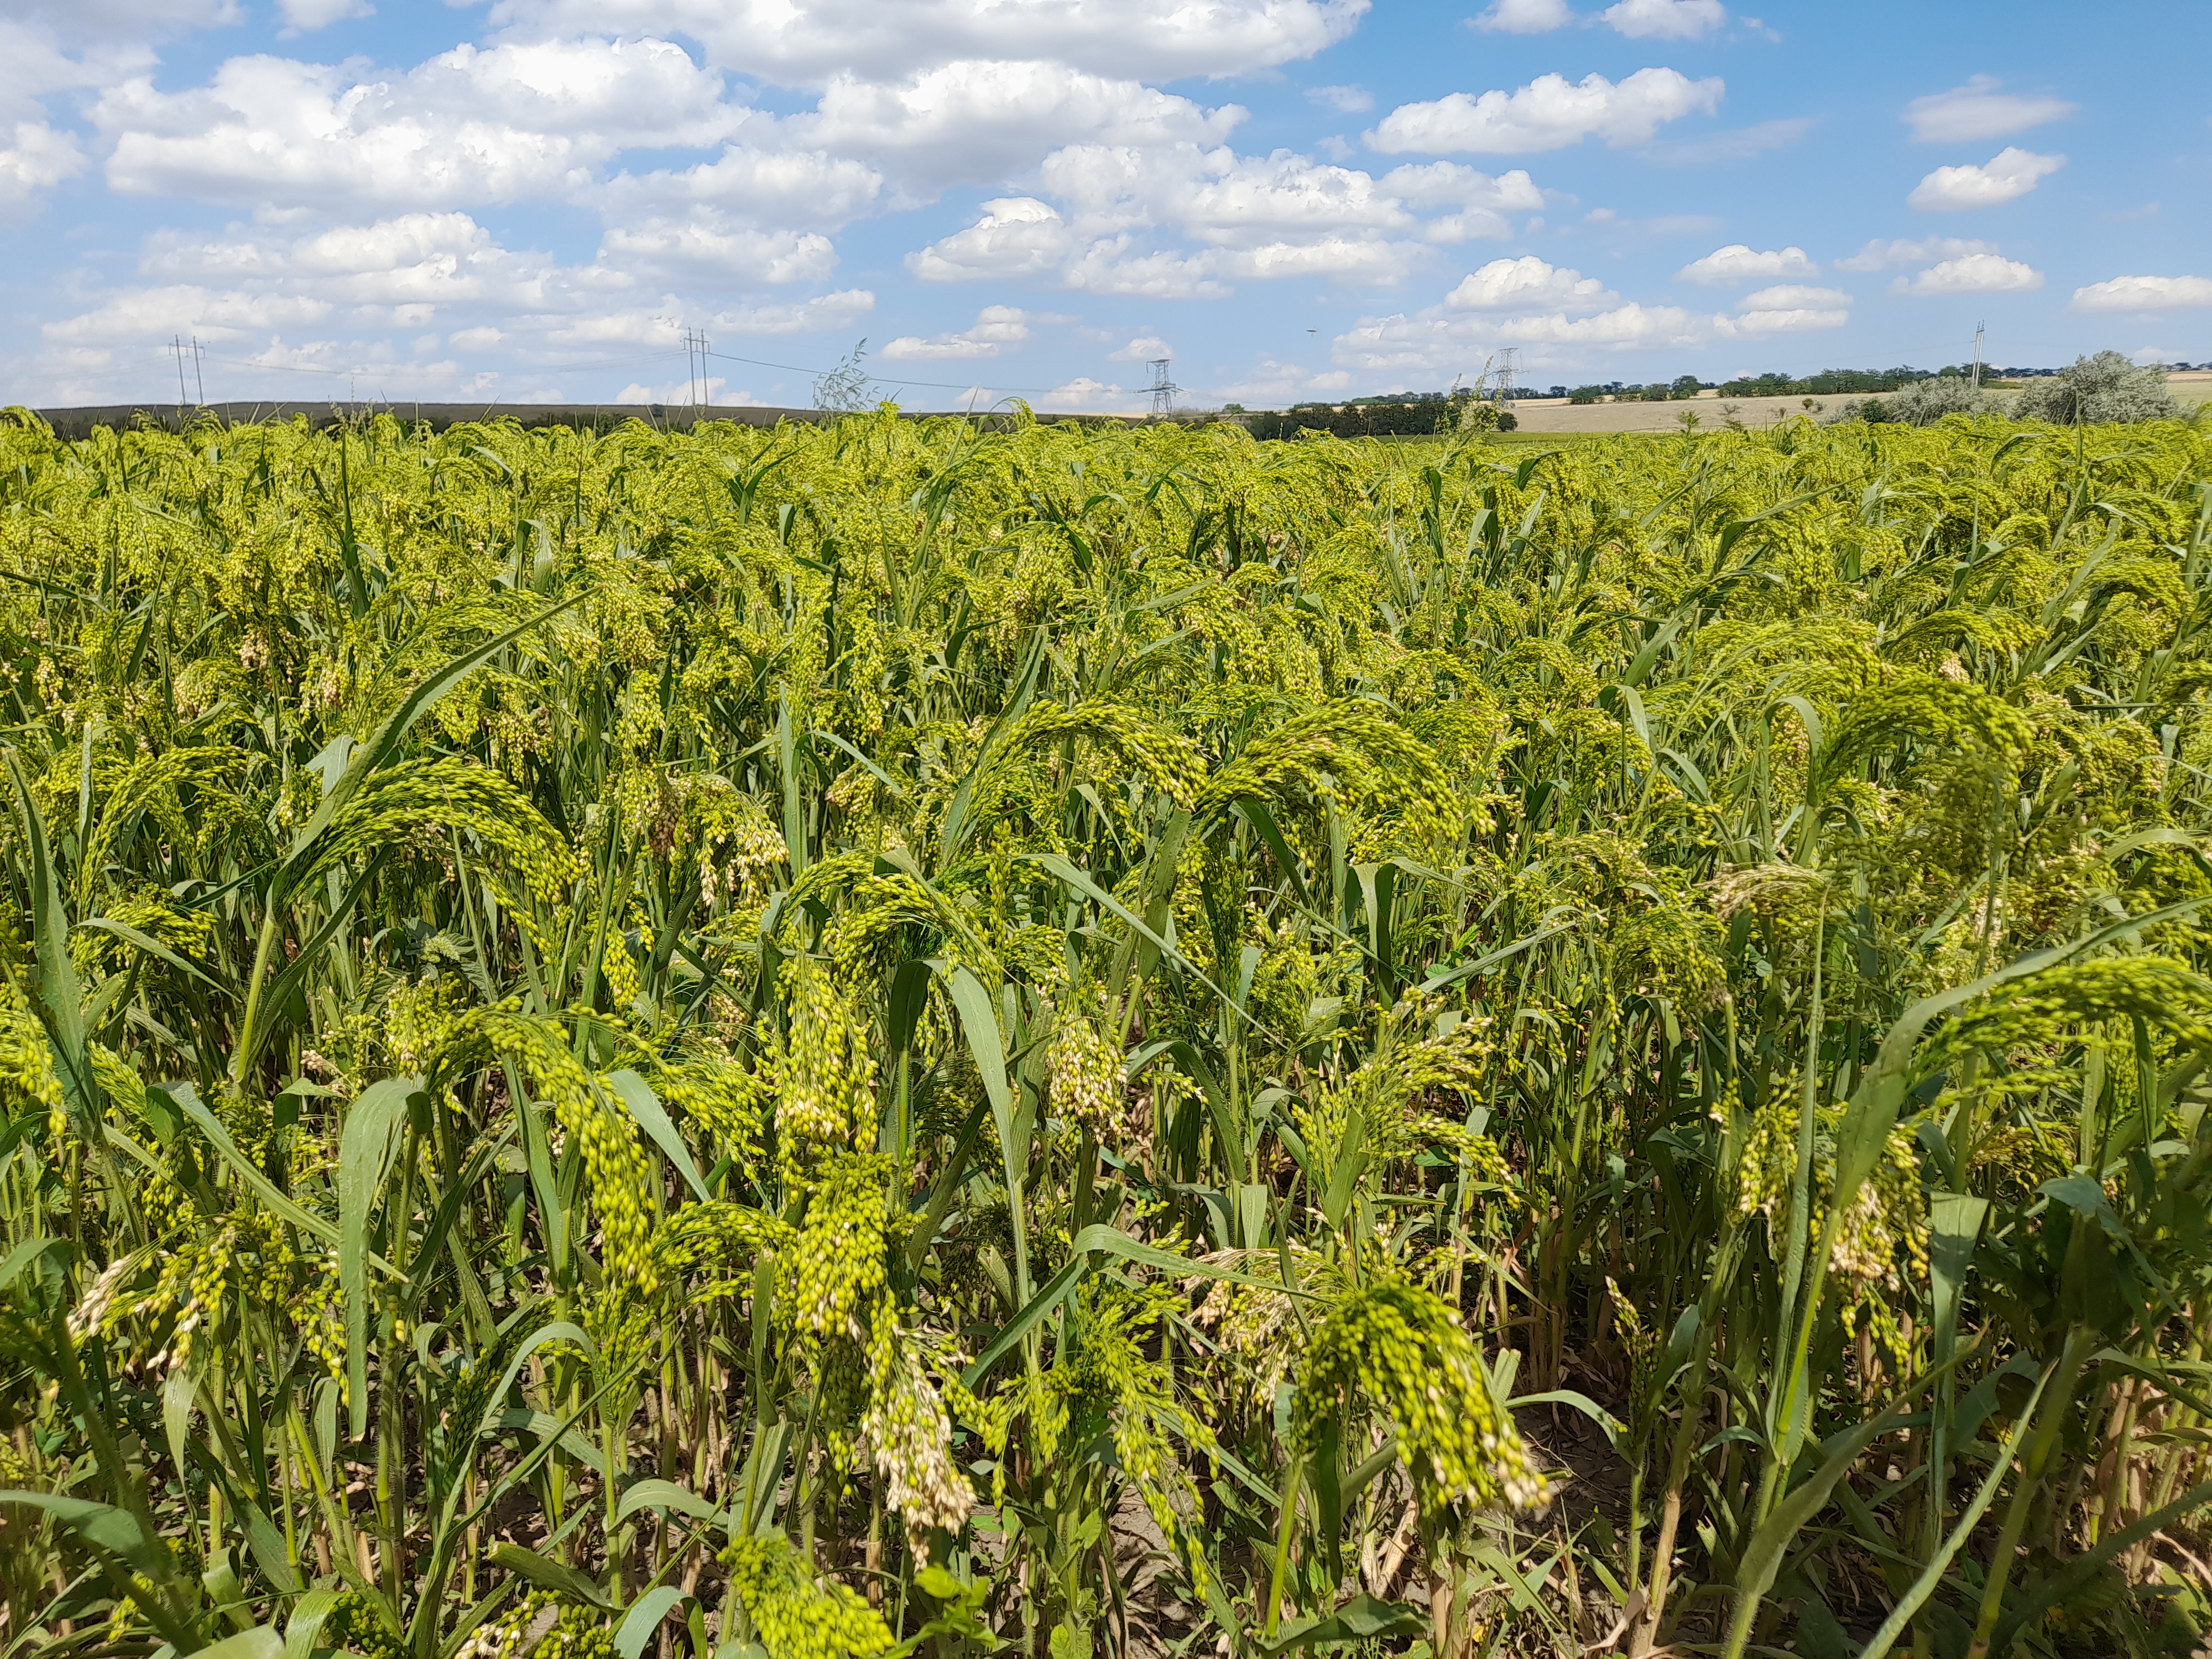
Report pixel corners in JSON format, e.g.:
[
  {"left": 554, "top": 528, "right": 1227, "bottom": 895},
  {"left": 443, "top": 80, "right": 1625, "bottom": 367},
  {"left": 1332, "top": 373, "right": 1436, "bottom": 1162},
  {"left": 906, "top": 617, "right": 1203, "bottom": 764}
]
[{"left": 1241, "top": 390, "right": 1516, "bottom": 440}]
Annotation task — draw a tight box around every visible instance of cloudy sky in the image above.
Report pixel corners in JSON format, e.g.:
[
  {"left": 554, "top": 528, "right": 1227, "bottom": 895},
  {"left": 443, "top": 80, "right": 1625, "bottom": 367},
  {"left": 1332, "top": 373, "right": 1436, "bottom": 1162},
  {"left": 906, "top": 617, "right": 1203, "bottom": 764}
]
[{"left": 3, "top": 0, "right": 2206, "bottom": 411}]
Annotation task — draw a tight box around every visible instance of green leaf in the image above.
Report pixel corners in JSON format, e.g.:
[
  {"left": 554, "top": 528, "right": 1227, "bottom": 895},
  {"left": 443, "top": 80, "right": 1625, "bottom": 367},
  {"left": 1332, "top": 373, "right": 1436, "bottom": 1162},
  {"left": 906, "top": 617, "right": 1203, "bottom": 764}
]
[
  {"left": 164, "top": 1084, "right": 359, "bottom": 1256},
  {"left": 959, "top": 1254, "right": 1088, "bottom": 1390},
  {"left": 1724, "top": 1344, "right": 1980, "bottom": 1651},
  {"left": 340, "top": 1076, "right": 422, "bottom": 1439},
  {"left": 284, "top": 1590, "right": 345, "bottom": 1659},
  {"left": 1417, "top": 915, "right": 1579, "bottom": 995},
  {"left": 0, "top": 1236, "right": 62, "bottom": 1292},
  {"left": 1024, "top": 852, "right": 1252, "bottom": 1026},
  {"left": 1317, "top": 1108, "right": 1367, "bottom": 1233},
  {"left": 1068, "top": 1222, "right": 1317, "bottom": 1295},
  {"left": 1507, "top": 1390, "right": 1626, "bottom": 1453},
  {"left": 1928, "top": 1193, "right": 1987, "bottom": 1369},
  {"left": 488, "top": 1542, "right": 613, "bottom": 1610},
  {"left": 282, "top": 594, "right": 584, "bottom": 886},
  {"left": 239, "top": 847, "right": 395, "bottom": 1076},
  {"left": 615, "top": 1589, "right": 691, "bottom": 1659},
  {"left": 938, "top": 959, "right": 1029, "bottom": 1306},
  {"left": 606, "top": 1071, "right": 712, "bottom": 1202},
  {"left": 1990, "top": 1473, "right": 2212, "bottom": 1652},
  {"left": 74, "top": 916, "right": 232, "bottom": 997},
  {"left": 614, "top": 1480, "right": 722, "bottom": 1526},
  {"left": 960, "top": 1223, "right": 1318, "bottom": 1391},
  {"left": 0, "top": 1489, "right": 180, "bottom": 1584},
  {"left": 1852, "top": 1362, "right": 2053, "bottom": 1659},
  {"left": 2039, "top": 1173, "right": 2128, "bottom": 1238},
  {"left": 1259, "top": 1595, "right": 1426, "bottom": 1654},
  {"left": 915, "top": 1568, "right": 964, "bottom": 1601},
  {"left": 192, "top": 1627, "right": 282, "bottom": 1659},
  {"left": 3, "top": 750, "right": 92, "bottom": 1125},
  {"left": 474, "top": 1323, "right": 596, "bottom": 1443}
]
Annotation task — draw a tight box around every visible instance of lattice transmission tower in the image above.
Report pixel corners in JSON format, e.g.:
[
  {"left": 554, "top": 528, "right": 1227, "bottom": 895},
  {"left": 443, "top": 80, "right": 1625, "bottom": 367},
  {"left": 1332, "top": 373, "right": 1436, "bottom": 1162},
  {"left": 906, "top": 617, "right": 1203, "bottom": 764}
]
[{"left": 1148, "top": 357, "right": 1178, "bottom": 416}]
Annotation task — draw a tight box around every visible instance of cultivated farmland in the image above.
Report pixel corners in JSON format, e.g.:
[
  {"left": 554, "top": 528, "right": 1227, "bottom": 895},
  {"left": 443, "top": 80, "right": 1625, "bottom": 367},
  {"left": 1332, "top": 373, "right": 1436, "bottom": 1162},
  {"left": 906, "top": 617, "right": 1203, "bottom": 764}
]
[{"left": 1, "top": 406, "right": 2210, "bottom": 1659}]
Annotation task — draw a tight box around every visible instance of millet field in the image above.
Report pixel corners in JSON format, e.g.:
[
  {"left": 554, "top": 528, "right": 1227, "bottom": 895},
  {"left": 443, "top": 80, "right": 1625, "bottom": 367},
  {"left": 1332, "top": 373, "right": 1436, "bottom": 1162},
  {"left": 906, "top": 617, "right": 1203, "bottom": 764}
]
[{"left": 0, "top": 404, "right": 2209, "bottom": 1659}]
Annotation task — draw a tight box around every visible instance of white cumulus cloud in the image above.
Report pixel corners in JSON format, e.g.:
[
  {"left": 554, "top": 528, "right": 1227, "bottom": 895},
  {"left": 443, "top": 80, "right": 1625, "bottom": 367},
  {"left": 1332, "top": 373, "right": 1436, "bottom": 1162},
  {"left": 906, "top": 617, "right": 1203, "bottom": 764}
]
[
  {"left": 1494, "top": 302, "right": 1709, "bottom": 345},
  {"left": 603, "top": 147, "right": 884, "bottom": 231},
  {"left": 1904, "top": 76, "right": 2074, "bottom": 143},
  {"left": 909, "top": 200, "right": 1229, "bottom": 298},
  {"left": 1601, "top": 0, "right": 1726, "bottom": 40},
  {"left": 1107, "top": 332, "right": 1173, "bottom": 361},
  {"left": 1379, "top": 159, "right": 1542, "bottom": 241},
  {"left": 97, "top": 38, "right": 749, "bottom": 208},
  {"left": 880, "top": 304, "right": 1034, "bottom": 359},
  {"left": 1907, "top": 147, "right": 2063, "bottom": 211},
  {"left": 484, "top": 0, "right": 1367, "bottom": 85},
  {"left": 614, "top": 375, "right": 771, "bottom": 406},
  {"left": 1059, "top": 239, "right": 1227, "bottom": 298},
  {"left": 1895, "top": 254, "right": 2041, "bottom": 295},
  {"left": 1330, "top": 264, "right": 1729, "bottom": 380},
  {"left": 797, "top": 61, "right": 1241, "bottom": 190},
  {"left": 907, "top": 197, "right": 1076, "bottom": 280},
  {"left": 1737, "top": 283, "right": 1847, "bottom": 309},
  {"left": 1834, "top": 235, "right": 1996, "bottom": 272},
  {"left": 1327, "top": 260, "right": 1860, "bottom": 380},
  {"left": 1444, "top": 255, "right": 1617, "bottom": 312},
  {"left": 1726, "top": 283, "right": 1849, "bottom": 332},
  {"left": 1367, "top": 67, "right": 1722, "bottom": 155},
  {"left": 0, "top": 119, "right": 85, "bottom": 213},
  {"left": 908, "top": 146, "right": 1545, "bottom": 295},
  {"left": 1035, "top": 375, "right": 1146, "bottom": 413},
  {"left": 1677, "top": 243, "right": 1816, "bottom": 284},
  {"left": 1470, "top": 0, "right": 1573, "bottom": 32},
  {"left": 40, "top": 207, "right": 875, "bottom": 384},
  {"left": 1042, "top": 143, "right": 1412, "bottom": 247},
  {"left": 277, "top": 0, "right": 373, "bottom": 29},
  {"left": 2070, "top": 274, "right": 2212, "bottom": 312},
  {"left": 597, "top": 213, "right": 838, "bottom": 284}
]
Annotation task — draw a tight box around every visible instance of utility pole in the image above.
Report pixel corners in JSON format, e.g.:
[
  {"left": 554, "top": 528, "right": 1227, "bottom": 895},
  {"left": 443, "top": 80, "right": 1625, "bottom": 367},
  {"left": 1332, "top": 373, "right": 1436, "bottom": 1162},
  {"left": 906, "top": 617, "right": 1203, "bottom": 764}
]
[
  {"left": 1148, "top": 357, "right": 1178, "bottom": 417},
  {"left": 191, "top": 335, "right": 206, "bottom": 406},
  {"left": 1970, "top": 322, "right": 1985, "bottom": 392},
  {"left": 682, "top": 327, "right": 711, "bottom": 416},
  {"left": 171, "top": 335, "right": 190, "bottom": 409}
]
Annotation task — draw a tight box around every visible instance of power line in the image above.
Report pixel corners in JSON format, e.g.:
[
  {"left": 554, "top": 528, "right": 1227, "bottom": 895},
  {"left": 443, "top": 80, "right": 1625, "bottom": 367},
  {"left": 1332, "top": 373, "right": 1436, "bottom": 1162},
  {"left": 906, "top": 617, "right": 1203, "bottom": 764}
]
[
  {"left": 190, "top": 347, "right": 686, "bottom": 380},
  {"left": 142, "top": 340, "right": 1159, "bottom": 407},
  {"left": 701, "top": 346, "right": 1073, "bottom": 398}
]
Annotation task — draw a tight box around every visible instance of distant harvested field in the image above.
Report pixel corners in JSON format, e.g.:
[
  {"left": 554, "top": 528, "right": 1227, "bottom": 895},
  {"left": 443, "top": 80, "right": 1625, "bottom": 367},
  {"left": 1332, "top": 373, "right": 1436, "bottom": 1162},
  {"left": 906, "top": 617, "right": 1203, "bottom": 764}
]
[
  {"left": 1504, "top": 372, "right": 2212, "bottom": 432},
  {"left": 1509, "top": 388, "right": 1878, "bottom": 434}
]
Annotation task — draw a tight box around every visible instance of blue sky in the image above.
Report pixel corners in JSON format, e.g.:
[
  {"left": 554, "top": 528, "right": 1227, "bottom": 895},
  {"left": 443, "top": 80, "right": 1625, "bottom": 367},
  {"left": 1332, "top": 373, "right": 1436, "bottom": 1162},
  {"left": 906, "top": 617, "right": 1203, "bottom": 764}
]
[{"left": 2, "top": 0, "right": 2206, "bottom": 411}]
